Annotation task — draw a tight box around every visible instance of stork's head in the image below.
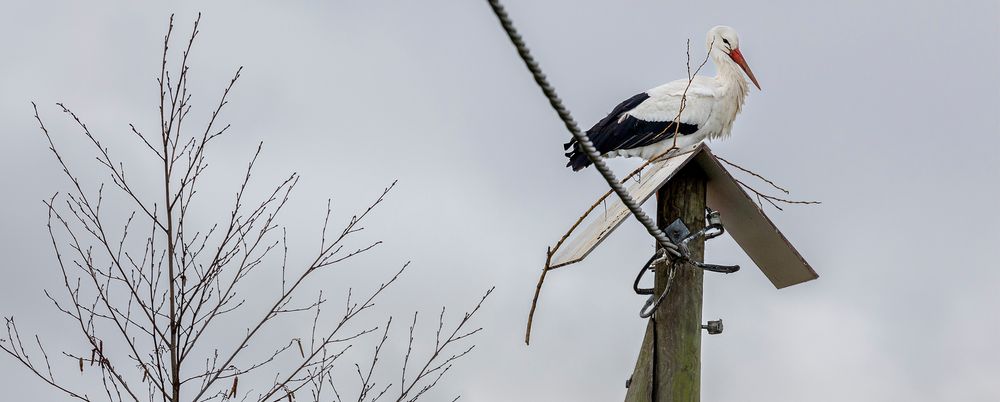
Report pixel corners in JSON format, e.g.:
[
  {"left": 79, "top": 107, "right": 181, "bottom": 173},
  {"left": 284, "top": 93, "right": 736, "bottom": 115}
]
[{"left": 707, "top": 26, "right": 761, "bottom": 90}]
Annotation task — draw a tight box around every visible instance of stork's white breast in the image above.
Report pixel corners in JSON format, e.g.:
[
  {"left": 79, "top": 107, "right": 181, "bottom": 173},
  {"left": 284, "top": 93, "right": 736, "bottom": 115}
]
[{"left": 626, "top": 78, "right": 718, "bottom": 127}]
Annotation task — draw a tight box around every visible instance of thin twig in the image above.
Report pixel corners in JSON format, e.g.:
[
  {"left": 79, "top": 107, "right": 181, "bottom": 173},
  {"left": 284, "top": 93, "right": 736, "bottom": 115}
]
[{"left": 715, "top": 155, "right": 790, "bottom": 194}]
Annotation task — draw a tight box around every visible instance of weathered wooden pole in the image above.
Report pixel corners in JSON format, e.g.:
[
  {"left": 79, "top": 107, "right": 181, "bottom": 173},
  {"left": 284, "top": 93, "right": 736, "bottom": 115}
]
[{"left": 624, "top": 164, "right": 706, "bottom": 402}]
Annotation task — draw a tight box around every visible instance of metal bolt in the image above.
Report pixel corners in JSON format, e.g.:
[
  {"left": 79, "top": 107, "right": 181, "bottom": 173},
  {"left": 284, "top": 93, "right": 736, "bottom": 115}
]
[
  {"left": 707, "top": 209, "right": 722, "bottom": 226},
  {"left": 701, "top": 319, "right": 723, "bottom": 335}
]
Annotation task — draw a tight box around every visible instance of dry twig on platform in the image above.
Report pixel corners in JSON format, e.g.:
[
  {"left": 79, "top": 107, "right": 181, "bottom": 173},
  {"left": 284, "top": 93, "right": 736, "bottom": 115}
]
[{"left": 715, "top": 155, "right": 821, "bottom": 211}]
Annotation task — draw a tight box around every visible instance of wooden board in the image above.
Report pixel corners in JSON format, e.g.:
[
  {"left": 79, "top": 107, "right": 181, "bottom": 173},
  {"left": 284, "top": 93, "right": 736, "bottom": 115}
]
[
  {"left": 549, "top": 143, "right": 818, "bottom": 289},
  {"left": 694, "top": 148, "right": 818, "bottom": 288}
]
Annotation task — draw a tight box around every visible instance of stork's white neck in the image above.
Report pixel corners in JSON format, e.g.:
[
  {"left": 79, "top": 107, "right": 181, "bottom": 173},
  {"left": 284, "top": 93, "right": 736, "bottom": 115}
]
[
  {"left": 712, "top": 51, "right": 749, "bottom": 107},
  {"left": 708, "top": 50, "right": 750, "bottom": 138}
]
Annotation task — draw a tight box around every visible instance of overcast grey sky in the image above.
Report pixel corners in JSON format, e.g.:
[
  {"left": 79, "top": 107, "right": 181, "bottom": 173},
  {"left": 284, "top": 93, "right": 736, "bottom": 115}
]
[{"left": 2, "top": 1, "right": 999, "bottom": 401}]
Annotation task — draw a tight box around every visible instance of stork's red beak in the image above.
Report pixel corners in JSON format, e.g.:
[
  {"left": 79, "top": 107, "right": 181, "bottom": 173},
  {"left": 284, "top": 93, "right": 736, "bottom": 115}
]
[{"left": 729, "top": 48, "right": 761, "bottom": 90}]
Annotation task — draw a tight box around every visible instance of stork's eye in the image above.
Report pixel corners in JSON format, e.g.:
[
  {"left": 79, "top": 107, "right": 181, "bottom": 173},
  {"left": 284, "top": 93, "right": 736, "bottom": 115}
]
[{"left": 722, "top": 39, "right": 730, "bottom": 45}]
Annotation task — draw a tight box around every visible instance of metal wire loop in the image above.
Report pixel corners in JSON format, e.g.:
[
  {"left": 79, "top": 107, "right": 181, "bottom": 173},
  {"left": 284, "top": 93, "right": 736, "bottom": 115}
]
[{"left": 639, "top": 264, "right": 676, "bottom": 318}]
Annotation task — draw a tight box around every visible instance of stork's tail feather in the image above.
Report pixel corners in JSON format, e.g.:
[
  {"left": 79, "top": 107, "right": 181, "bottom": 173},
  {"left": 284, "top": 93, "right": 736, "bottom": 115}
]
[
  {"left": 567, "top": 152, "right": 592, "bottom": 171},
  {"left": 563, "top": 139, "right": 592, "bottom": 171}
]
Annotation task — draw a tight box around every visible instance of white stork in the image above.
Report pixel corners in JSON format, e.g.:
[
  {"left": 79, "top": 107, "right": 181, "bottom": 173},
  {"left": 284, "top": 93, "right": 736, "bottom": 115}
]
[{"left": 565, "top": 26, "right": 761, "bottom": 171}]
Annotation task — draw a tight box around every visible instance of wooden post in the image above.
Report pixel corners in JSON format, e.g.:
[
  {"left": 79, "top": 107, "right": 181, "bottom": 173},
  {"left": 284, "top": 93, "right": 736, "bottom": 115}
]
[{"left": 624, "top": 164, "right": 706, "bottom": 402}]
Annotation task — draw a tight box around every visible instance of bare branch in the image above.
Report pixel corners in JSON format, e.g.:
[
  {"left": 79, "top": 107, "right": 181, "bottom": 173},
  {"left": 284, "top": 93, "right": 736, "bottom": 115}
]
[{"left": 8, "top": 15, "right": 491, "bottom": 402}]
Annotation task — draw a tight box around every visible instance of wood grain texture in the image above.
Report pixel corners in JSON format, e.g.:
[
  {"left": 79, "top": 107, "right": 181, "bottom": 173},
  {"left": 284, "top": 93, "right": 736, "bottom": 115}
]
[{"left": 625, "top": 164, "right": 705, "bottom": 402}]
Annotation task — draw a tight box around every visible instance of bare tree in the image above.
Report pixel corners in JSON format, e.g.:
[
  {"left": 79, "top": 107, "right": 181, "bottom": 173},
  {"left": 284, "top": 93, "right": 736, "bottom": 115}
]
[{"left": 1, "top": 14, "right": 490, "bottom": 402}]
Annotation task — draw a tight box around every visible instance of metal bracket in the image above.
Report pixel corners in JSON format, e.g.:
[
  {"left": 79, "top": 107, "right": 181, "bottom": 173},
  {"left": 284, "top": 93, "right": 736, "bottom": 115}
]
[
  {"left": 664, "top": 218, "right": 691, "bottom": 244},
  {"left": 702, "top": 319, "right": 724, "bottom": 335},
  {"left": 634, "top": 209, "right": 739, "bottom": 318},
  {"left": 665, "top": 208, "right": 740, "bottom": 274}
]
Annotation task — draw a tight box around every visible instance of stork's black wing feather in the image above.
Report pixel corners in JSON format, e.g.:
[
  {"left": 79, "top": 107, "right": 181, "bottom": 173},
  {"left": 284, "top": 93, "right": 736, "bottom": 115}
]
[{"left": 565, "top": 92, "right": 698, "bottom": 171}]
